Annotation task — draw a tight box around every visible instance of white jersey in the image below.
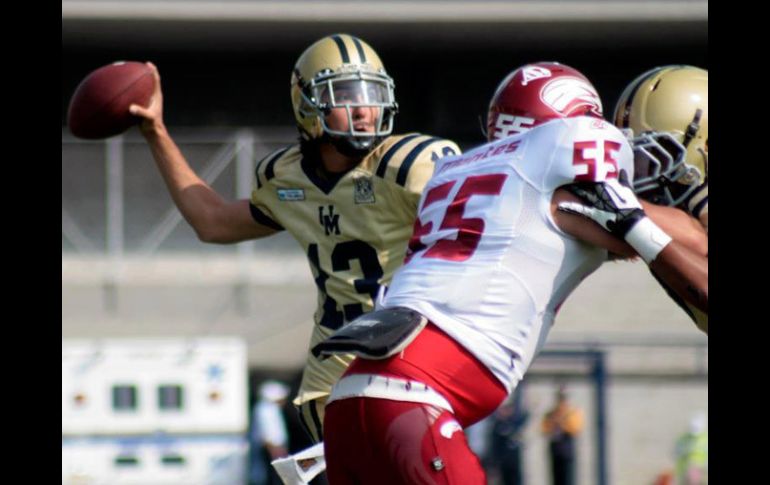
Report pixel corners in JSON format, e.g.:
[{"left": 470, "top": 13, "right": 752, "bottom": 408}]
[{"left": 383, "top": 116, "right": 634, "bottom": 393}]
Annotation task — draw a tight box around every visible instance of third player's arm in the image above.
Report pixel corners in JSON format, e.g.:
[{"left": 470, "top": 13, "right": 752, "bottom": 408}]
[
  {"left": 554, "top": 187, "right": 708, "bottom": 314},
  {"left": 551, "top": 188, "right": 637, "bottom": 258},
  {"left": 642, "top": 201, "right": 707, "bottom": 257},
  {"left": 648, "top": 242, "right": 708, "bottom": 313}
]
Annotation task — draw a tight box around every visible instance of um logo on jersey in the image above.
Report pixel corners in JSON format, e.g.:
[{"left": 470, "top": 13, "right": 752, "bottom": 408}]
[{"left": 319, "top": 205, "right": 341, "bottom": 236}]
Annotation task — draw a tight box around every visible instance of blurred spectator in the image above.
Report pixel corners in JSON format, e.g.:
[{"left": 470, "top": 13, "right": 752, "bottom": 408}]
[
  {"left": 465, "top": 415, "right": 493, "bottom": 466},
  {"left": 653, "top": 469, "right": 675, "bottom": 485},
  {"left": 675, "top": 411, "right": 708, "bottom": 485},
  {"left": 250, "top": 380, "right": 290, "bottom": 485},
  {"left": 541, "top": 385, "right": 583, "bottom": 485},
  {"left": 490, "top": 386, "right": 530, "bottom": 485}
]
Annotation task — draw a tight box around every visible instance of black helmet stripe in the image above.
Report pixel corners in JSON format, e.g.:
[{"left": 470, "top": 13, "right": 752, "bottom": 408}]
[
  {"left": 331, "top": 35, "right": 350, "bottom": 63},
  {"left": 350, "top": 36, "right": 368, "bottom": 63},
  {"left": 617, "top": 67, "right": 663, "bottom": 128},
  {"left": 618, "top": 77, "right": 646, "bottom": 128},
  {"left": 683, "top": 108, "right": 703, "bottom": 147},
  {"left": 293, "top": 67, "right": 304, "bottom": 85}
]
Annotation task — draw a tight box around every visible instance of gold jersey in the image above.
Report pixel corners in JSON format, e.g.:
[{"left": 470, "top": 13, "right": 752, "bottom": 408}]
[
  {"left": 672, "top": 183, "right": 708, "bottom": 333},
  {"left": 249, "top": 133, "right": 461, "bottom": 408}
]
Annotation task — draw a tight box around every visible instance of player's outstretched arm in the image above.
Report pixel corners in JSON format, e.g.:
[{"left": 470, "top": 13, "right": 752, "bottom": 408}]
[
  {"left": 551, "top": 188, "right": 637, "bottom": 259},
  {"left": 555, "top": 176, "right": 708, "bottom": 314},
  {"left": 648, "top": 241, "right": 708, "bottom": 313},
  {"left": 641, "top": 201, "right": 707, "bottom": 257},
  {"left": 129, "top": 62, "right": 277, "bottom": 243}
]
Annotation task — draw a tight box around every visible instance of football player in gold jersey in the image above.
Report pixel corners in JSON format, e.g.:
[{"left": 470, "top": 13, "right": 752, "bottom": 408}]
[
  {"left": 129, "top": 34, "right": 460, "bottom": 442},
  {"left": 565, "top": 66, "right": 708, "bottom": 332},
  {"left": 614, "top": 65, "right": 708, "bottom": 333}
]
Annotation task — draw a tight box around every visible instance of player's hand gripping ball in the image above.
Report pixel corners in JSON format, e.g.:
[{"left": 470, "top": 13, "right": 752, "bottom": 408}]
[{"left": 67, "top": 61, "right": 155, "bottom": 139}]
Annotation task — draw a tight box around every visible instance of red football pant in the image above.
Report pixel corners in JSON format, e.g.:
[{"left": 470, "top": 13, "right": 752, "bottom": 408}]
[
  {"left": 325, "top": 398, "right": 486, "bottom": 485},
  {"left": 324, "top": 323, "right": 507, "bottom": 484}
]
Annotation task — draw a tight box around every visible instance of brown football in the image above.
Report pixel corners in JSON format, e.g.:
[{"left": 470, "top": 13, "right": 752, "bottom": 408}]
[{"left": 67, "top": 61, "right": 154, "bottom": 139}]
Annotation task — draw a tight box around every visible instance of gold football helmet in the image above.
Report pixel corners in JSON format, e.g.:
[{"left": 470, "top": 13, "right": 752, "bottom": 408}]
[
  {"left": 290, "top": 34, "right": 398, "bottom": 153},
  {"left": 614, "top": 65, "right": 708, "bottom": 207}
]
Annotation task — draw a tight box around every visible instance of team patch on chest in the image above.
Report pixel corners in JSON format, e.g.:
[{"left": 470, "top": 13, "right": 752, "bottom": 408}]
[
  {"left": 353, "top": 176, "right": 375, "bottom": 204},
  {"left": 277, "top": 188, "right": 305, "bottom": 201}
]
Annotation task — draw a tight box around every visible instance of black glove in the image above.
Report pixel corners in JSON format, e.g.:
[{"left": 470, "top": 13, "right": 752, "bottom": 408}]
[
  {"left": 559, "top": 171, "right": 646, "bottom": 239},
  {"left": 557, "top": 171, "right": 672, "bottom": 263}
]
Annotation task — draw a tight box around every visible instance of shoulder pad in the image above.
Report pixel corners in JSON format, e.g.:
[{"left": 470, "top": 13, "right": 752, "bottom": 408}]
[
  {"left": 254, "top": 145, "right": 298, "bottom": 189},
  {"left": 515, "top": 117, "right": 634, "bottom": 192},
  {"left": 686, "top": 182, "right": 708, "bottom": 220},
  {"left": 373, "top": 134, "right": 460, "bottom": 187}
]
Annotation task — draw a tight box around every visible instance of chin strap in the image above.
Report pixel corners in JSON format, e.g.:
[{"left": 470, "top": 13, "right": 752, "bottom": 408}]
[{"left": 327, "top": 132, "right": 379, "bottom": 159}]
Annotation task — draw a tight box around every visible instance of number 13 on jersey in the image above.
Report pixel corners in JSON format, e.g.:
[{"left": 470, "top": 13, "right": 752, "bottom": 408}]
[{"left": 406, "top": 173, "right": 508, "bottom": 263}]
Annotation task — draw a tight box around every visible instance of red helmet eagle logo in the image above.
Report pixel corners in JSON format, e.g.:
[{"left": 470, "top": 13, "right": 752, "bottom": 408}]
[{"left": 540, "top": 77, "right": 603, "bottom": 118}]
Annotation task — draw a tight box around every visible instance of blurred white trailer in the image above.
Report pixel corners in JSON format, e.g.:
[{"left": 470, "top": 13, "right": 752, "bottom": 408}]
[{"left": 62, "top": 337, "right": 249, "bottom": 485}]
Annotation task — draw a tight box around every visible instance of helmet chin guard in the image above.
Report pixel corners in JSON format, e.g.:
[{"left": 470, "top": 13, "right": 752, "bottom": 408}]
[
  {"left": 326, "top": 131, "right": 381, "bottom": 159},
  {"left": 629, "top": 131, "right": 703, "bottom": 207}
]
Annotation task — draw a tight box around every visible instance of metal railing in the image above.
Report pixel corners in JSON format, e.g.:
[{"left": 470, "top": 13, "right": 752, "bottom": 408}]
[{"left": 62, "top": 126, "right": 297, "bottom": 312}]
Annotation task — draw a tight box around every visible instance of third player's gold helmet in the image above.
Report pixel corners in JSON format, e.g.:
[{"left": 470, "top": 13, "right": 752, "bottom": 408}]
[
  {"left": 290, "top": 34, "right": 398, "bottom": 154},
  {"left": 614, "top": 65, "right": 708, "bottom": 207}
]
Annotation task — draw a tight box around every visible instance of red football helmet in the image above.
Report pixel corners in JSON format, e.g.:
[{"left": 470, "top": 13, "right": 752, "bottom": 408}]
[{"left": 486, "top": 62, "right": 603, "bottom": 141}]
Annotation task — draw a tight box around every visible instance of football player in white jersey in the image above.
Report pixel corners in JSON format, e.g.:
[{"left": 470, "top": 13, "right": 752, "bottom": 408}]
[
  {"left": 129, "top": 34, "right": 460, "bottom": 444},
  {"left": 314, "top": 62, "right": 707, "bottom": 484},
  {"left": 609, "top": 65, "right": 709, "bottom": 332}
]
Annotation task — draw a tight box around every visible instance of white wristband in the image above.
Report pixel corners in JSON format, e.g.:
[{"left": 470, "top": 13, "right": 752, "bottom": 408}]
[{"left": 624, "top": 217, "right": 673, "bottom": 264}]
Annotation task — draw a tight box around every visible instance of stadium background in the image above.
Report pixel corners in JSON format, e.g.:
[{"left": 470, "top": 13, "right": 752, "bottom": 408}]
[{"left": 62, "top": 1, "right": 708, "bottom": 484}]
